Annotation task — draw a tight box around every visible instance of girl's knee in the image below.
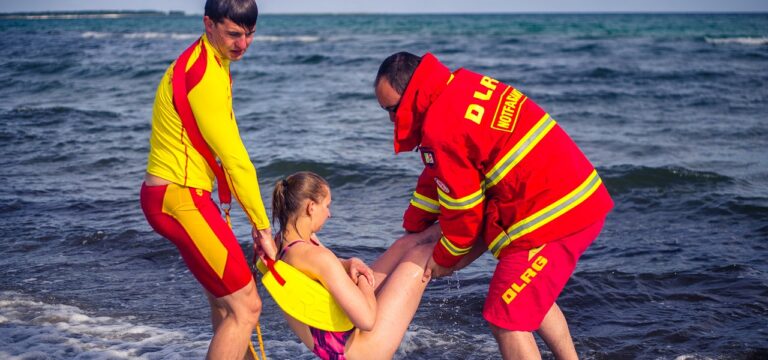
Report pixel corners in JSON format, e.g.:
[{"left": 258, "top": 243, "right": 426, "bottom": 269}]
[{"left": 392, "top": 233, "right": 418, "bottom": 249}]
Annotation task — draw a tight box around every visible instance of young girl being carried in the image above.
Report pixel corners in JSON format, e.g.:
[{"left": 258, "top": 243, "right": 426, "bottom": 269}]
[{"left": 269, "top": 171, "right": 441, "bottom": 360}]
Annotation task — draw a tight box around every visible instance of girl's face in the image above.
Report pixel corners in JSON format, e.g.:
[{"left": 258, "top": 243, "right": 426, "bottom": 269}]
[{"left": 309, "top": 187, "right": 332, "bottom": 232}]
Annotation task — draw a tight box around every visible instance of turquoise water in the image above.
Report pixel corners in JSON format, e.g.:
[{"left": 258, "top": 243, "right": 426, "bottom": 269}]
[{"left": 0, "top": 13, "right": 766, "bottom": 359}]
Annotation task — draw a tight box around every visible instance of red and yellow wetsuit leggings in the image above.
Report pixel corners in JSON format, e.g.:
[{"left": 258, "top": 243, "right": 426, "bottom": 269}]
[{"left": 140, "top": 182, "right": 252, "bottom": 298}]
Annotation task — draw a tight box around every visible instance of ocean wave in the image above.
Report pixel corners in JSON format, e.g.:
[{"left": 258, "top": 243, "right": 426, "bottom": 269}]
[
  {"left": 124, "top": 32, "right": 199, "bottom": 41},
  {"left": 260, "top": 159, "right": 411, "bottom": 189},
  {"left": 81, "top": 31, "right": 198, "bottom": 41},
  {"left": 397, "top": 325, "right": 498, "bottom": 359},
  {"left": 0, "top": 291, "right": 208, "bottom": 359},
  {"left": 601, "top": 165, "right": 733, "bottom": 195},
  {"left": 12, "top": 14, "right": 126, "bottom": 20},
  {"left": 291, "top": 54, "right": 331, "bottom": 65},
  {"left": 8, "top": 106, "right": 120, "bottom": 121},
  {"left": 81, "top": 32, "right": 320, "bottom": 43},
  {"left": 705, "top": 37, "right": 768, "bottom": 46},
  {"left": 5, "top": 59, "right": 76, "bottom": 75}
]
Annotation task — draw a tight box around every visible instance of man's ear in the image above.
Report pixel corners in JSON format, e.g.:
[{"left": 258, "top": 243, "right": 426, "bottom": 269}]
[{"left": 203, "top": 16, "right": 214, "bottom": 34}]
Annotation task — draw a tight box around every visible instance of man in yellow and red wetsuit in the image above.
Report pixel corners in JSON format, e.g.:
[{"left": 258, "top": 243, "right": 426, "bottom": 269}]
[
  {"left": 374, "top": 52, "right": 614, "bottom": 359},
  {"left": 139, "top": 1, "right": 276, "bottom": 358}
]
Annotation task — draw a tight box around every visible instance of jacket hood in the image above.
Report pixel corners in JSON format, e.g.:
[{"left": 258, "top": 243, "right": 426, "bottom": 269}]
[{"left": 393, "top": 53, "right": 452, "bottom": 153}]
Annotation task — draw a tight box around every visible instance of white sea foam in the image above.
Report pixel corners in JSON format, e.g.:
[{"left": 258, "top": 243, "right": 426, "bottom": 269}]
[
  {"left": 81, "top": 31, "right": 111, "bottom": 39},
  {"left": 0, "top": 291, "right": 208, "bottom": 359},
  {"left": 674, "top": 355, "right": 717, "bottom": 360},
  {"left": 170, "top": 34, "right": 200, "bottom": 41},
  {"left": 397, "top": 324, "right": 498, "bottom": 358},
  {"left": 705, "top": 37, "right": 768, "bottom": 46},
  {"left": 81, "top": 32, "right": 318, "bottom": 43},
  {"left": 81, "top": 32, "right": 198, "bottom": 41},
  {"left": 123, "top": 32, "right": 198, "bottom": 41},
  {"left": 254, "top": 35, "right": 321, "bottom": 43},
  {"left": 13, "top": 14, "right": 125, "bottom": 20}
]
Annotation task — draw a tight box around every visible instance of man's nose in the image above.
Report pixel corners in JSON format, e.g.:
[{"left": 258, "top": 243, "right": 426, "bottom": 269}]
[{"left": 236, "top": 36, "right": 248, "bottom": 49}]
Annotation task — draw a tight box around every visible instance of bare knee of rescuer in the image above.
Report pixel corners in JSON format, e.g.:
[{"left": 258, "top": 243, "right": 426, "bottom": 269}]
[
  {"left": 490, "top": 323, "right": 542, "bottom": 360},
  {"left": 206, "top": 280, "right": 262, "bottom": 360}
]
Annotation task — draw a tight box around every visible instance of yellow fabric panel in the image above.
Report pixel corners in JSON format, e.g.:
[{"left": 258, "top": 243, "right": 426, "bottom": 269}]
[
  {"left": 162, "top": 184, "right": 228, "bottom": 278},
  {"left": 146, "top": 34, "right": 269, "bottom": 229},
  {"left": 257, "top": 259, "right": 354, "bottom": 332}
]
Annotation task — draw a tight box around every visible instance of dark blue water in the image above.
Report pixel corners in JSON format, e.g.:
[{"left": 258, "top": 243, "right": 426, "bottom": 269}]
[{"left": 0, "top": 13, "right": 767, "bottom": 359}]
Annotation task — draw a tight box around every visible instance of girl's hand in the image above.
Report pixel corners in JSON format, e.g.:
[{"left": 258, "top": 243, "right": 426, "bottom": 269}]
[{"left": 347, "top": 257, "right": 374, "bottom": 287}]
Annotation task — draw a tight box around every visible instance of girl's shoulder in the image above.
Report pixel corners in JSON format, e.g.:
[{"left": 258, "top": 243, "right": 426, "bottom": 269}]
[{"left": 283, "top": 241, "right": 340, "bottom": 281}]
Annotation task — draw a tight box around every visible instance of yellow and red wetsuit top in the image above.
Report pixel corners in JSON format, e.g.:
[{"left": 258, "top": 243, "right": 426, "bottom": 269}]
[
  {"left": 146, "top": 34, "right": 269, "bottom": 230},
  {"left": 395, "top": 53, "right": 614, "bottom": 268}
]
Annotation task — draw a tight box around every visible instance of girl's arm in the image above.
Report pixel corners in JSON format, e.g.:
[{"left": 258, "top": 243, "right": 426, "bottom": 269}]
[
  {"left": 299, "top": 247, "right": 377, "bottom": 330},
  {"left": 312, "top": 233, "right": 375, "bottom": 286},
  {"left": 340, "top": 258, "right": 375, "bottom": 287}
]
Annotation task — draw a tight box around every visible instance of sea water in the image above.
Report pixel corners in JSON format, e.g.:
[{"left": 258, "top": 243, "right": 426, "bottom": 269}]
[{"left": 0, "top": 13, "right": 766, "bottom": 359}]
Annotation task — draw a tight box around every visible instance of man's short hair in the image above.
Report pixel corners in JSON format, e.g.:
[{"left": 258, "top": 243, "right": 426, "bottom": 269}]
[
  {"left": 205, "top": 0, "right": 259, "bottom": 30},
  {"left": 375, "top": 52, "right": 422, "bottom": 95}
]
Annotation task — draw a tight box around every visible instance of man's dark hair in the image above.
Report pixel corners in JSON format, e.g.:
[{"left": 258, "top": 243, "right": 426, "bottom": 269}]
[
  {"left": 205, "top": 0, "right": 259, "bottom": 30},
  {"left": 375, "top": 52, "right": 422, "bottom": 95}
]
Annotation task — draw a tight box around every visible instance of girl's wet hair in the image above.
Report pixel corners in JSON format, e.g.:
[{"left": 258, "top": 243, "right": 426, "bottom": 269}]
[{"left": 272, "top": 171, "right": 330, "bottom": 237}]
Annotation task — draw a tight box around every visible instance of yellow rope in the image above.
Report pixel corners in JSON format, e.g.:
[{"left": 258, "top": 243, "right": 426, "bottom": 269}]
[
  {"left": 223, "top": 207, "right": 266, "bottom": 360},
  {"left": 247, "top": 323, "right": 267, "bottom": 360},
  {"left": 256, "top": 322, "right": 267, "bottom": 360}
]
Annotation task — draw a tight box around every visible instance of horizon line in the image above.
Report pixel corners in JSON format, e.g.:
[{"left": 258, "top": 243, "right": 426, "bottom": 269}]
[{"left": 2, "top": 10, "right": 768, "bottom": 16}]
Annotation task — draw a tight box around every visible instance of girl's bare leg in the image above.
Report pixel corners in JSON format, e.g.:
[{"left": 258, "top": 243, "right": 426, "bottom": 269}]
[
  {"left": 370, "top": 224, "right": 441, "bottom": 291},
  {"left": 346, "top": 243, "right": 434, "bottom": 360}
]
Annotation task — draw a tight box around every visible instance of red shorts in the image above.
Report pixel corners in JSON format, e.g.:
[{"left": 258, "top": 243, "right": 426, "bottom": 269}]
[
  {"left": 140, "top": 182, "right": 252, "bottom": 298},
  {"left": 483, "top": 219, "right": 604, "bottom": 331}
]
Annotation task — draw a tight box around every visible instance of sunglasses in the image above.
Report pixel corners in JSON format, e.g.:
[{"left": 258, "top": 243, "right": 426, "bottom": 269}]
[{"left": 381, "top": 100, "right": 400, "bottom": 113}]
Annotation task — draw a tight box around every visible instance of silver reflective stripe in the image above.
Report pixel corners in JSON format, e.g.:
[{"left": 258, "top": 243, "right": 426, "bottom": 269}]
[
  {"left": 490, "top": 172, "right": 602, "bottom": 256},
  {"left": 411, "top": 195, "right": 439, "bottom": 213},
  {"left": 438, "top": 188, "right": 484, "bottom": 210},
  {"left": 440, "top": 236, "right": 471, "bottom": 256},
  {"left": 486, "top": 115, "right": 555, "bottom": 187}
]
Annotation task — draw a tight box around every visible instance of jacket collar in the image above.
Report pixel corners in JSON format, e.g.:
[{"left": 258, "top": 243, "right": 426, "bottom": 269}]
[{"left": 393, "top": 53, "right": 452, "bottom": 153}]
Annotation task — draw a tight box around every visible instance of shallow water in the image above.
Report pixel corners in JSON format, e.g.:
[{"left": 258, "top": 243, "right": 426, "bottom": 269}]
[{"left": 0, "top": 13, "right": 767, "bottom": 359}]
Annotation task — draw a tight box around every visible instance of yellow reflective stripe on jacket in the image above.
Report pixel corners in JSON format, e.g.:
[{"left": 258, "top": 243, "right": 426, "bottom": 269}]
[
  {"left": 488, "top": 170, "right": 603, "bottom": 257},
  {"left": 438, "top": 187, "right": 484, "bottom": 211},
  {"left": 485, "top": 114, "right": 556, "bottom": 188},
  {"left": 410, "top": 191, "right": 440, "bottom": 214},
  {"left": 440, "top": 236, "right": 472, "bottom": 256}
]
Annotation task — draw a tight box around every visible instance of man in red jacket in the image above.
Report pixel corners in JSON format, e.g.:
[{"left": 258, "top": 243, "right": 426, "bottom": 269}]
[{"left": 374, "top": 52, "right": 613, "bottom": 359}]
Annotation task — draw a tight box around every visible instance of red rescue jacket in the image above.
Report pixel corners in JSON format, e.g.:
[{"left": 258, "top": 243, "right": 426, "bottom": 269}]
[{"left": 395, "top": 53, "right": 614, "bottom": 268}]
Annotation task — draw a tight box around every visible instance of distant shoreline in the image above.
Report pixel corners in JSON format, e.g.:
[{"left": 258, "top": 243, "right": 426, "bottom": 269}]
[
  {"left": 0, "top": 10, "right": 185, "bottom": 20},
  {"left": 0, "top": 10, "right": 765, "bottom": 20}
]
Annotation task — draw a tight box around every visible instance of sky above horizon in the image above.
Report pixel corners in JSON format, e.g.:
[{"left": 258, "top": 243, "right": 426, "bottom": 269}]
[{"left": 2, "top": 0, "right": 768, "bottom": 14}]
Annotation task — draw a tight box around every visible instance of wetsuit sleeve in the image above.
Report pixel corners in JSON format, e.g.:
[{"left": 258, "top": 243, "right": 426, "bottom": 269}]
[
  {"left": 431, "top": 140, "right": 485, "bottom": 268},
  {"left": 187, "top": 68, "right": 270, "bottom": 230},
  {"left": 403, "top": 169, "right": 440, "bottom": 232}
]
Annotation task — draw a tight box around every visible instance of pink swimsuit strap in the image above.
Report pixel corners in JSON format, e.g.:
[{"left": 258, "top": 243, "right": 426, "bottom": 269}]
[{"left": 276, "top": 238, "right": 320, "bottom": 260}]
